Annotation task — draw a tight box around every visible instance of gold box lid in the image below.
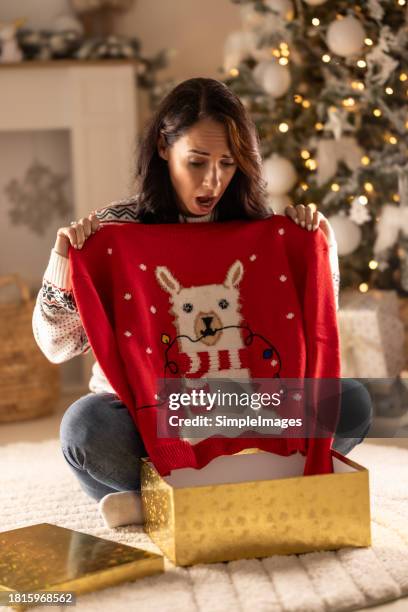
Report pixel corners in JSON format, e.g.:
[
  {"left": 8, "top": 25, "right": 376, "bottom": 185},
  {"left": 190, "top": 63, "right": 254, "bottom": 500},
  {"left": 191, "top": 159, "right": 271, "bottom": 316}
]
[{"left": 0, "top": 523, "right": 164, "bottom": 606}]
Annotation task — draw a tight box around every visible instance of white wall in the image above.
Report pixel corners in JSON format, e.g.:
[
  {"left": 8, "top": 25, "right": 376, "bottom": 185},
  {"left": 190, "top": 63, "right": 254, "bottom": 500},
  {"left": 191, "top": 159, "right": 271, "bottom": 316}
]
[
  {"left": 0, "top": 0, "right": 75, "bottom": 29},
  {"left": 113, "top": 0, "right": 241, "bottom": 81}
]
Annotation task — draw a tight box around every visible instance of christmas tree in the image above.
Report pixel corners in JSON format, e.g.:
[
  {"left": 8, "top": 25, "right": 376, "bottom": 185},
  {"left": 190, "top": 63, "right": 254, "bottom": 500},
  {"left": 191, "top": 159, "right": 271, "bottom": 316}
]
[{"left": 222, "top": 0, "right": 408, "bottom": 295}]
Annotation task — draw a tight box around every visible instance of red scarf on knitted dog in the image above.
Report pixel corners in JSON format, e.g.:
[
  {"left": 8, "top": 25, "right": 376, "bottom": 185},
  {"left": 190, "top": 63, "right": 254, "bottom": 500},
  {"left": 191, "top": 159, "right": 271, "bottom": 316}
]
[{"left": 70, "top": 216, "right": 341, "bottom": 477}]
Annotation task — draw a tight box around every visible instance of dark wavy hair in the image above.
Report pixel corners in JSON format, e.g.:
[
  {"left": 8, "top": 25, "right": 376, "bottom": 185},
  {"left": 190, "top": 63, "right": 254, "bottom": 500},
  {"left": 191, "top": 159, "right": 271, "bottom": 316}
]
[{"left": 133, "top": 77, "right": 270, "bottom": 223}]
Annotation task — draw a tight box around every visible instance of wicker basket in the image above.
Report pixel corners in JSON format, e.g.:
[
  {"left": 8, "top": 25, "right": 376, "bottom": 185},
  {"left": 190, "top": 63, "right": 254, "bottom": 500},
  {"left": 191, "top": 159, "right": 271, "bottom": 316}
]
[{"left": 0, "top": 274, "right": 60, "bottom": 423}]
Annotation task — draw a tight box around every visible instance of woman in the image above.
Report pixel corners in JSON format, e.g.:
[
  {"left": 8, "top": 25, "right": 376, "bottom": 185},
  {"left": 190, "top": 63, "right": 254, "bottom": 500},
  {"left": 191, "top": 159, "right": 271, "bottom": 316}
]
[{"left": 33, "top": 77, "right": 373, "bottom": 528}]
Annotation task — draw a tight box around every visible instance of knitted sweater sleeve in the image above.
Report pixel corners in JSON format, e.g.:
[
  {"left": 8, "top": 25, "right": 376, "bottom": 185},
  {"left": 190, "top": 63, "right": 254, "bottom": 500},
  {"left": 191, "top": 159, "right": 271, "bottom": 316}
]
[
  {"left": 302, "top": 231, "right": 341, "bottom": 475},
  {"left": 32, "top": 249, "right": 91, "bottom": 364}
]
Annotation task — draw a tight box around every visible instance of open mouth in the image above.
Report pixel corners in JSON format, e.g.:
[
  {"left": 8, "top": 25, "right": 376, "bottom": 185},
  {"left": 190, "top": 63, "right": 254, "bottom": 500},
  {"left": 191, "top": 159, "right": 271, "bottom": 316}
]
[{"left": 195, "top": 196, "right": 216, "bottom": 209}]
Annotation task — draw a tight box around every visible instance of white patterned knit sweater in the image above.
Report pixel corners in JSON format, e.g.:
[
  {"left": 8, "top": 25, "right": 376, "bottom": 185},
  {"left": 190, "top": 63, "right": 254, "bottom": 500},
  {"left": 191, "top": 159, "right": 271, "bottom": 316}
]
[{"left": 32, "top": 199, "right": 340, "bottom": 394}]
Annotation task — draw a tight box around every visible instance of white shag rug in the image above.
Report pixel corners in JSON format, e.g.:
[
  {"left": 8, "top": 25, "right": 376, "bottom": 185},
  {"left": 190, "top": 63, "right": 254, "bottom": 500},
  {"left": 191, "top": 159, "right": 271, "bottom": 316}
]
[{"left": 1, "top": 439, "right": 408, "bottom": 612}]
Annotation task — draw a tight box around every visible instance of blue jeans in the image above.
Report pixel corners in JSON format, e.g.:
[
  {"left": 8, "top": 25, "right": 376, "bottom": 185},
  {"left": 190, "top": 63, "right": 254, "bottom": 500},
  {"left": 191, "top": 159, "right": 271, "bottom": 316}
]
[{"left": 60, "top": 379, "right": 373, "bottom": 502}]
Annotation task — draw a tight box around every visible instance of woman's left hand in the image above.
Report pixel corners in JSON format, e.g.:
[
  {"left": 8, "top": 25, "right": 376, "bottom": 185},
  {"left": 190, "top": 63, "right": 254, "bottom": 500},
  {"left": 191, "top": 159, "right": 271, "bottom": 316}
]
[{"left": 285, "top": 204, "right": 335, "bottom": 245}]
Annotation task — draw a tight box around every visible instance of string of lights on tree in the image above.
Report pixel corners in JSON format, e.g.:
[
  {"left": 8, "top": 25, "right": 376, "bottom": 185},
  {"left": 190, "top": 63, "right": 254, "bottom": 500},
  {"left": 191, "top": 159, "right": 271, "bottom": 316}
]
[{"left": 223, "top": 0, "right": 408, "bottom": 295}]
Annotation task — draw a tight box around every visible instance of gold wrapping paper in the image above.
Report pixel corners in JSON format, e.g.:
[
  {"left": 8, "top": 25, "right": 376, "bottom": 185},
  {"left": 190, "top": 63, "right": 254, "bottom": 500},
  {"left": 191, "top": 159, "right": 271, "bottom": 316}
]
[
  {"left": 0, "top": 523, "right": 164, "bottom": 611},
  {"left": 141, "top": 448, "right": 371, "bottom": 566}
]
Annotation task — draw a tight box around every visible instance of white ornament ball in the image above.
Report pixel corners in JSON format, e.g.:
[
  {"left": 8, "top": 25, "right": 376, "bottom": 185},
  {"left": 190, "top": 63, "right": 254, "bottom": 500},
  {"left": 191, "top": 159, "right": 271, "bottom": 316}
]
[
  {"left": 264, "top": 0, "right": 294, "bottom": 20},
  {"left": 223, "top": 30, "right": 257, "bottom": 72},
  {"left": 257, "top": 60, "right": 291, "bottom": 98},
  {"left": 263, "top": 155, "right": 297, "bottom": 196},
  {"left": 267, "top": 194, "right": 293, "bottom": 215},
  {"left": 303, "top": 0, "right": 327, "bottom": 6},
  {"left": 328, "top": 213, "right": 362, "bottom": 255},
  {"left": 326, "top": 16, "right": 365, "bottom": 57}
]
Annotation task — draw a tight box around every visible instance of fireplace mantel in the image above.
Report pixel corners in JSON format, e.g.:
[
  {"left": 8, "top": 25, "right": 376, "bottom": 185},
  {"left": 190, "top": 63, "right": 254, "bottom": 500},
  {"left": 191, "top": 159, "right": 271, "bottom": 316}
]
[
  {"left": 0, "top": 61, "right": 138, "bottom": 386},
  {"left": 0, "top": 61, "right": 138, "bottom": 218}
]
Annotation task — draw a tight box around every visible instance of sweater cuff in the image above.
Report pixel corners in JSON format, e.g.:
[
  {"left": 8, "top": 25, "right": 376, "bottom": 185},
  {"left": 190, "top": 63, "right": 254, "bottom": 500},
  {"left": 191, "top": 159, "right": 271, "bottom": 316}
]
[{"left": 44, "top": 249, "right": 72, "bottom": 290}]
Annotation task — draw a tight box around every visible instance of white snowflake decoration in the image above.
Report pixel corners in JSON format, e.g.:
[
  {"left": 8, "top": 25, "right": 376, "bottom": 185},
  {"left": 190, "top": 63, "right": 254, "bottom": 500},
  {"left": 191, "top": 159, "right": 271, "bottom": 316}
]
[
  {"left": 107, "top": 248, "right": 112, "bottom": 255},
  {"left": 249, "top": 254, "right": 257, "bottom": 261},
  {"left": 349, "top": 198, "right": 371, "bottom": 225},
  {"left": 124, "top": 293, "right": 132, "bottom": 300},
  {"left": 278, "top": 228, "right": 285, "bottom": 235},
  {"left": 139, "top": 263, "right": 147, "bottom": 271},
  {"left": 279, "top": 274, "right": 287, "bottom": 282},
  {"left": 124, "top": 330, "right": 132, "bottom": 337},
  {"left": 286, "top": 312, "right": 294, "bottom": 319},
  {"left": 367, "top": 0, "right": 384, "bottom": 21},
  {"left": 366, "top": 28, "right": 399, "bottom": 86},
  {"left": 150, "top": 305, "right": 157, "bottom": 314}
]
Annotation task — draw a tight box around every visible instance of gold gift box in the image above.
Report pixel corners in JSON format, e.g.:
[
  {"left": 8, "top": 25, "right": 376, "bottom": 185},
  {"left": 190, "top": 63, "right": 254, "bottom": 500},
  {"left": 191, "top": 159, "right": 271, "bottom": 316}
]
[
  {"left": 0, "top": 523, "right": 164, "bottom": 611},
  {"left": 141, "top": 448, "right": 371, "bottom": 566}
]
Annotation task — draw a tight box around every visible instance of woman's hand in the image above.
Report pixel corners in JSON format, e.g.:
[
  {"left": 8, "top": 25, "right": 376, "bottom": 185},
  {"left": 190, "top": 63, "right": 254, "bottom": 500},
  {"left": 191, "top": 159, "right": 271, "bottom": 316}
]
[
  {"left": 54, "top": 212, "right": 101, "bottom": 257},
  {"left": 284, "top": 204, "right": 336, "bottom": 246}
]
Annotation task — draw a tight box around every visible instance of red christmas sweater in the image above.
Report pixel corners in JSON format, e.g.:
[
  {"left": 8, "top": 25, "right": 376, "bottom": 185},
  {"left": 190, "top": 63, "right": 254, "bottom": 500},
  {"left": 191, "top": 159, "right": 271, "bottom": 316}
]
[{"left": 69, "top": 216, "right": 341, "bottom": 477}]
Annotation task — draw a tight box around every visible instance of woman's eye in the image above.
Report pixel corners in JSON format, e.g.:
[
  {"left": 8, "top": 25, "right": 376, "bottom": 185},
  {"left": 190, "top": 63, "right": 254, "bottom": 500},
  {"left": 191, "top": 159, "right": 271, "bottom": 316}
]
[
  {"left": 183, "top": 303, "right": 193, "bottom": 313},
  {"left": 188, "top": 161, "right": 236, "bottom": 168},
  {"left": 218, "top": 299, "right": 229, "bottom": 309}
]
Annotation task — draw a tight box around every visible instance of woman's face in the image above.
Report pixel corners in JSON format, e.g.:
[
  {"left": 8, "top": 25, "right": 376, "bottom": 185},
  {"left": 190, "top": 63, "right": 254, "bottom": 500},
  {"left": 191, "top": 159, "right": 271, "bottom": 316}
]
[{"left": 158, "top": 117, "right": 237, "bottom": 216}]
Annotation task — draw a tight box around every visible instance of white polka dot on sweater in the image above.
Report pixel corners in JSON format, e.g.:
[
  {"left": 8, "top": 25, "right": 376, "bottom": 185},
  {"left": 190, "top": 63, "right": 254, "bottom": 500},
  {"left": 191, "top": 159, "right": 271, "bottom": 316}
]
[
  {"left": 107, "top": 248, "right": 113, "bottom": 255},
  {"left": 249, "top": 254, "right": 257, "bottom": 261},
  {"left": 150, "top": 306, "right": 157, "bottom": 314},
  {"left": 270, "top": 359, "right": 278, "bottom": 367},
  {"left": 124, "top": 293, "right": 132, "bottom": 300},
  {"left": 139, "top": 264, "right": 147, "bottom": 271},
  {"left": 286, "top": 312, "right": 295, "bottom": 319},
  {"left": 124, "top": 330, "right": 132, "bottom": 337},
  {"left": 280, "top": 275, "right": 287, "bottom": 282},
  {"left": 278, "top": 228, "right": 285, "bottom": 235},
  {"left": 146, "top": 347, "right": 152, "bottom": 354}
]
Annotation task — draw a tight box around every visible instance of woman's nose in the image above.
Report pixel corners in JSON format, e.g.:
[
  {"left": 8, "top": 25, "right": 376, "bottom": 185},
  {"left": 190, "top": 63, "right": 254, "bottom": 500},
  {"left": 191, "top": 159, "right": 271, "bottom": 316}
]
[{"left": 203, "top": 165, "right": 221, "bottom": 189}]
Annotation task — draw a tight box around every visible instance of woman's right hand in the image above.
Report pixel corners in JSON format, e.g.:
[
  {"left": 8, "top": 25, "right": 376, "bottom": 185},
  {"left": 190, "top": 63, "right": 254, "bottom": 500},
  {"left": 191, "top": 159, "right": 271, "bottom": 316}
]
[{"left": 54, "top": 212, "right": 101, "bottom": 257}]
